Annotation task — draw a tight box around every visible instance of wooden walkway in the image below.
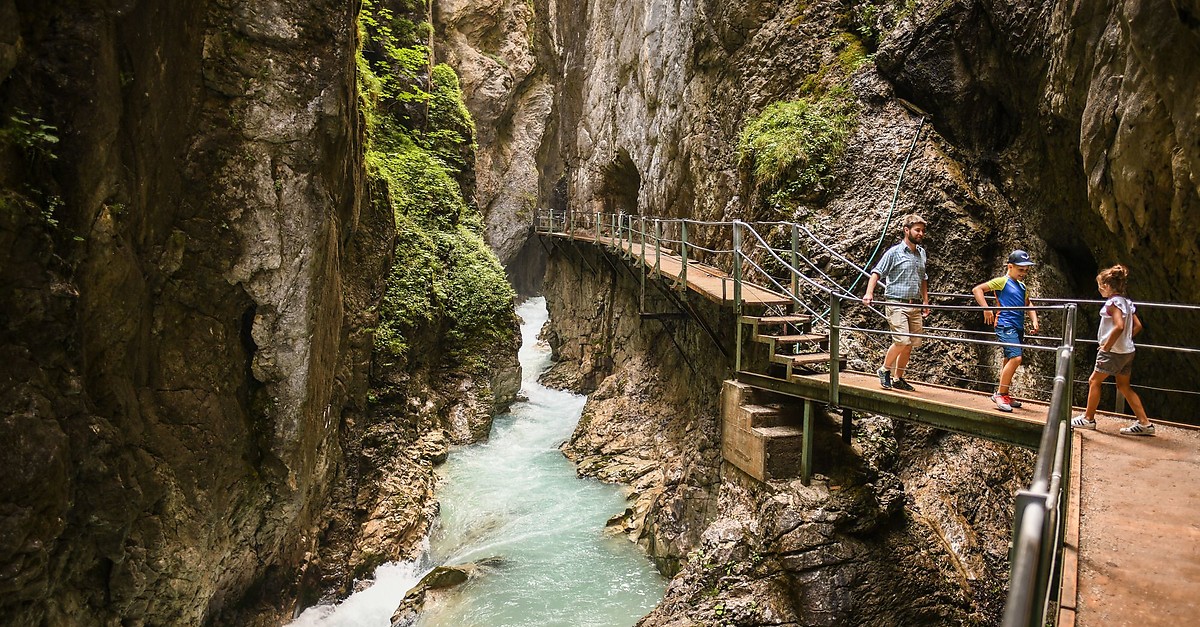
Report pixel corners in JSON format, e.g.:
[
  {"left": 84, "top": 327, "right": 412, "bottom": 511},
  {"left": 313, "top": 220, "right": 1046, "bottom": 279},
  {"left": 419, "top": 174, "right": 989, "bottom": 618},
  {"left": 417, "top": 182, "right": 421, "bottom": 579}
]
[
  {"left": 1063, "top": 416, "right": 1200, "bottom": 626},
  {"left": 558, "top": 230, "right": 791, "bottom": 307},
  {"left": 738, "top": 370, "right": 1049, "bottom": 448},
  {"left": 741, "top": 370, "right": 1200, "bottom": 625}
]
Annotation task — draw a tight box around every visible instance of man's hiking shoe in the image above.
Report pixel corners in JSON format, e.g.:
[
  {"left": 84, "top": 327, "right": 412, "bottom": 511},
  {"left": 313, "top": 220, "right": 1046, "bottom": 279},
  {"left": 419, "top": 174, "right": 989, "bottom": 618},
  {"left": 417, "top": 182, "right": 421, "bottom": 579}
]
[
  {"left": 1120, "top": 422, "right": 1156, "bottom": 436},
  {"left": 1005, "top": 395, "right": 1022, "bottom": 409},
  {"left": 877, "top": 367, "right": 892, "bottom": 390},
  {"left": 892, "top": 378, "right": 916, "bottom": 392},
  {"left": 990, "top": 393, "right": 1012, "bottom": 412},
  {"left": 1070, "top": 415, "right": 1097, "bottom": 429}
]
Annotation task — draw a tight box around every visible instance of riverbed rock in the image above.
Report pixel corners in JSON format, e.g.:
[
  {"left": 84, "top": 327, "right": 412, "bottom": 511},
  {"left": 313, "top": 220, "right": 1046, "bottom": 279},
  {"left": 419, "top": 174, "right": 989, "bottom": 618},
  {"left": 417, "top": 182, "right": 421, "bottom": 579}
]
[{"left": 390, "top": 561, "right": 502, "bottom": 627}]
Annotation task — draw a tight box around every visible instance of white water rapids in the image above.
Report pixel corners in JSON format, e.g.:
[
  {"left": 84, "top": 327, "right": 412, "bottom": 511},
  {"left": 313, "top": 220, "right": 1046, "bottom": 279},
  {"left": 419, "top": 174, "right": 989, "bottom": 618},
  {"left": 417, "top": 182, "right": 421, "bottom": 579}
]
[{"left": 291, "top": 297, "right": 665, "bottom": 627}]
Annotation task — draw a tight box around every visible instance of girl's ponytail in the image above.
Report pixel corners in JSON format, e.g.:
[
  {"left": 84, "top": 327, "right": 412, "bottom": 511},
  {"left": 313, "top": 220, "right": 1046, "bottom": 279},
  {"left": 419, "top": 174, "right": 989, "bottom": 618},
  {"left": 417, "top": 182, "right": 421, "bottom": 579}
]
[{"left": 1097, "top": 264, "right": 1129, "bottom": 294}]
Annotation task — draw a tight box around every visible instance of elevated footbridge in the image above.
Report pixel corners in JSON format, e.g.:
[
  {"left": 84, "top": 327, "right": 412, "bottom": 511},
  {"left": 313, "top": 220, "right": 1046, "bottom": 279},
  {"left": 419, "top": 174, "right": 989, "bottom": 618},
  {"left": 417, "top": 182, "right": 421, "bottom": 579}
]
[{"left": 534, "top": 208, "right": 1200, "bottom": 627}]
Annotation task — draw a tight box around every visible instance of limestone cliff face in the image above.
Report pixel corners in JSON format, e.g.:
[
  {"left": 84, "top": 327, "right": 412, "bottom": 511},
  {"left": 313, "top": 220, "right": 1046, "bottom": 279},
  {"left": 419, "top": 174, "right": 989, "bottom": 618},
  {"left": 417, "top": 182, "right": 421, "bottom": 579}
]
[
  {"left": 437, "top": 0, "right": 560, "bottom": 293},
  {"left": 541, "top": 0, "right": 1199, "bottom": 304},
  {"left": 877, "top": 0, "right": 1200, "bottom": 303},
  {"left": 464, "top": 0, "right": 1197, "bottom": 405},
  {"left": 873, "top": 0, "right": 1200, "bottom": 416},
  {"left": 1, "top": 2, "right": 367, "bottom": 623},
  {"left": 0, "top": 0, "right": 521, "bottom": 623}
]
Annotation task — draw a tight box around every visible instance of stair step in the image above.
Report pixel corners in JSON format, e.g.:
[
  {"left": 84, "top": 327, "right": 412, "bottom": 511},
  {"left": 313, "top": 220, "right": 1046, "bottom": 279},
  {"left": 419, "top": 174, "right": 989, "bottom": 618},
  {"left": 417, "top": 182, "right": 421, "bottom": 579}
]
[
  {"left": 753, "top": 425, "right": 805, "bottom": 438},
  {"left": 738, "top": 403, "right": 791, "bottom": 428},
  {"left": 787, "top": 353, "right": 836, "bottom": 366},
  {"left": 754, "top": 333, "right": 826, "bottom": 344},
  {"left": 769, "top": 352, "right": 798, "bottom": 366},
  {"left": 742, "top": 314, "right": 812, "bottom": 326}
]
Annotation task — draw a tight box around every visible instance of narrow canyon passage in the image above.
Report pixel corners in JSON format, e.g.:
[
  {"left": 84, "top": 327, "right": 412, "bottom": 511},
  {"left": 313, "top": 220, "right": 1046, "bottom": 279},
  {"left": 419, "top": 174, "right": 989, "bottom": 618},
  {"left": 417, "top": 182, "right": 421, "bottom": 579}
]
[{"left": 291, "top": 297, "right": 664, "bottom": 626}]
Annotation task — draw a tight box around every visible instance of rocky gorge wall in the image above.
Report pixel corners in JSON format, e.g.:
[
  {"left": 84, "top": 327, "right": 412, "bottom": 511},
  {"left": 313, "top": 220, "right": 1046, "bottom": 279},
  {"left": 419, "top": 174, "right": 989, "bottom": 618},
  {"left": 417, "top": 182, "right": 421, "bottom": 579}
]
[
  {"left": 539, "top": 0, "right": 1200, "bottom": 306},
  {"left": 1, "top": 1, "right": 367, "bottom": 623},
  {"left": 0, "top": 0, "right": 519, "bottom": 624},
  {"left": 433, "top": 0, "right": 562, "bottom": 294},
  {"left": 533, "top": 0, "right": 1198, "bottom": 414}
]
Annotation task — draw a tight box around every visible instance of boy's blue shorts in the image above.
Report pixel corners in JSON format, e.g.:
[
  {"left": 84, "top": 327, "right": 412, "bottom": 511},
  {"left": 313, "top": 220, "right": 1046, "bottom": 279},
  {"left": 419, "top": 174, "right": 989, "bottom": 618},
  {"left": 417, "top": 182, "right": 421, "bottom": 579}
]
[{"left": 996, "top": 326, "right": 1024, "bottom": 359}]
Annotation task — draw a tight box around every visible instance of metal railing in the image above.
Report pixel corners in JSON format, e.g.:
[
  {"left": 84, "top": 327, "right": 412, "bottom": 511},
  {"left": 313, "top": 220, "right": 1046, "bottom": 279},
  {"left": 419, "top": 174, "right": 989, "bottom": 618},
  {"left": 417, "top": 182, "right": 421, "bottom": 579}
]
[{"left": 1001, "top": 305, "right": 1077, "bottom": 626}]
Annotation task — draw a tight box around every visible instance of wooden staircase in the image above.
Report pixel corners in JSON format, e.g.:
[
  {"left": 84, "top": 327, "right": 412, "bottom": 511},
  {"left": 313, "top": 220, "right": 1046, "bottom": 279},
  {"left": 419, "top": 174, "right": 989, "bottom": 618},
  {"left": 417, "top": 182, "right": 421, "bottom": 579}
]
[{"left": 740, "top": 313, "right": 845, "bottom": 379}]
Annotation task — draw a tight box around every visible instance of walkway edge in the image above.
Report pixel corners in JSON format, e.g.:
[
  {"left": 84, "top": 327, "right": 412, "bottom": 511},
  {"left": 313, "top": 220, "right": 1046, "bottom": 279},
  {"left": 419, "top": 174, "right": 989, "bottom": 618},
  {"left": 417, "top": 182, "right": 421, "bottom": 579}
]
[{"left": 1057, "top": 433, "right": 1083, "bottom": 626}]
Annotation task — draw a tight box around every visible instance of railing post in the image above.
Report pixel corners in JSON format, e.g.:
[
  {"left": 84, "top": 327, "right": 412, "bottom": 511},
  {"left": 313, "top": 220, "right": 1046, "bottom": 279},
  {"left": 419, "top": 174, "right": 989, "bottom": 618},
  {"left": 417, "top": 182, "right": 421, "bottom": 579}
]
[
  {"left": 618, "top": 214, "right": 625, "bottom": 256},
  {"left": 732, "top": 220, "right": 743, "bottom": 312},
  {"left": 627, "top": 214, "right": 634, "bottom": 258},
  {"left": 801, "top": 400, "right": 814, "bottom": 485},
  {"left": 595, "top": 211, "right": 601, "bottom": 241},
  {"left": 829, "top": 292, "right": 840, "bottom": 408},
  {"left": 791, "top": 224, "right": 800, "bottom": 313},
  {"left": 639, "top": 216, "right": 646, "bottom": 309},
  {"left": 733, "top": 221, "right": 743, "bottom": 372},
  {"left": 679, "top": 221, "right": 689, "bottom": 290},
  {"left": 632, "top": 214, "right": 637, "bottom": 255},
  {"left": 1057, "top": 305, "right": 1078, "bottom": 621},
  {"left": 639, "top": 215, "right": 647, "bottom": 262},
  {"left": 623, "top": 214, "right": 628, "bottom": 256},
  {"left": 618, "top": 213, "right": 624, "bottom": 255},
  {"left": 567, "top": 206, "right": 573, "bottom": 241},
  {"left": 654, "top": 219, "right": 662, "bottom": 277},
  {"left": 1062, "top": 304, "right": 1077, "bottom": 416}
]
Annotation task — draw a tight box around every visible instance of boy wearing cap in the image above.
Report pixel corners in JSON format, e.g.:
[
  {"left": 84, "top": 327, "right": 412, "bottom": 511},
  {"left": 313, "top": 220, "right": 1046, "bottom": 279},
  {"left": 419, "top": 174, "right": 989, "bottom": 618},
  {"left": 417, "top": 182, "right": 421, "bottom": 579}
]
[{"left": 972, "top": 250, "right": 1041, "bottom": 412}]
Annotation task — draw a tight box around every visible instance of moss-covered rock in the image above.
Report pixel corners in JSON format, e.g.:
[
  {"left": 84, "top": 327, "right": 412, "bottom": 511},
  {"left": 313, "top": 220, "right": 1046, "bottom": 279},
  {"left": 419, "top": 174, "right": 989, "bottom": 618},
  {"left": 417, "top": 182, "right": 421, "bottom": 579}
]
[{"left": 737, "top": 96, "right": 857, "bottom": 207}]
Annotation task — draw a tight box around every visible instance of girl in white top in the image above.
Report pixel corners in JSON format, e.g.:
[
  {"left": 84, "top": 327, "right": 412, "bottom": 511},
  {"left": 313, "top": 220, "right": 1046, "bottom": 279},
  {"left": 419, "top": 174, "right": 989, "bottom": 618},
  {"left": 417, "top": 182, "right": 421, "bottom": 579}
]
[{"left": 1071, "top": 265, "right": 1155, "bottom": 435}]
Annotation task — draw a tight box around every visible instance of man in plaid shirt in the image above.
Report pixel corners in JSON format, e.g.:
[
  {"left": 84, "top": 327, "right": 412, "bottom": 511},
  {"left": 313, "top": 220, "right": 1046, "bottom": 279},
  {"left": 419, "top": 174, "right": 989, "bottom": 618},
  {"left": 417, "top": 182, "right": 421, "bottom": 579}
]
[{"left": 861, "top": 214, "right": 929, "bottom": 391}]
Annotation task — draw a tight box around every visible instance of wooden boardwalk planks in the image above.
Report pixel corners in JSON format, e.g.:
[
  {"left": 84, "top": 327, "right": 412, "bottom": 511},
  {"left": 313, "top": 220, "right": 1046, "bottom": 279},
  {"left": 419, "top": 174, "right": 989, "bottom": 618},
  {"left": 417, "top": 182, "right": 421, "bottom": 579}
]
[
  {"left": 553, "top": 230, "right": 792, "bottom": 307},
  {"left": 1068, "top": 418, "right": 1200, "bottom": 626}
]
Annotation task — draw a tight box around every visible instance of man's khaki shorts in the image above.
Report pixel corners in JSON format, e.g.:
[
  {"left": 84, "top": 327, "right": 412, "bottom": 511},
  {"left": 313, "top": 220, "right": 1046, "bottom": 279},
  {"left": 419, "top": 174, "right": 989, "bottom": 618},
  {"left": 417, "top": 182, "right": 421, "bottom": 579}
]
[{"left": 886, "top": 304, "right": 924, "bottom": 347}]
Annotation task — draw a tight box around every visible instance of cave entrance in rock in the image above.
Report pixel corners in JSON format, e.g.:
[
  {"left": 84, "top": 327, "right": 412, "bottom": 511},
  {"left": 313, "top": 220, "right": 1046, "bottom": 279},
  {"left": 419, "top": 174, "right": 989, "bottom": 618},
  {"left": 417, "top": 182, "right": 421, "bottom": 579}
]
[{"left": 598, "top": 149, "right": 641, "bottom": 215}]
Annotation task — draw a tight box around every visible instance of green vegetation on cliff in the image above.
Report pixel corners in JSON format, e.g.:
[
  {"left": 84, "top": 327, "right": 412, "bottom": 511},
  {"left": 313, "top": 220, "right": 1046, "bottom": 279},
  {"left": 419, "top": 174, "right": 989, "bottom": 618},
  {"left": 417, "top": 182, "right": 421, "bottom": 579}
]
[
  {"left": 737, "top": 96, "right": 855, "bottom": 205},
  {"left": 737, "top": 19, "right": 873, "bottom": 214},
  {"left": 359, "top": 0, "right": 515, "bottom": 371}
]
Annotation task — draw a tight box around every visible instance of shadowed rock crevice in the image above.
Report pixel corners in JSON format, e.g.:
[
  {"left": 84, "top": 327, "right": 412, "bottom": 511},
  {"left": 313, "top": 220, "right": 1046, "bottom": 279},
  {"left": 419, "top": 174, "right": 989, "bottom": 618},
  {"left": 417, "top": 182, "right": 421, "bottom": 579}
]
[{"left": 598, "top": 148, "right": 642, "bottom": 215}]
